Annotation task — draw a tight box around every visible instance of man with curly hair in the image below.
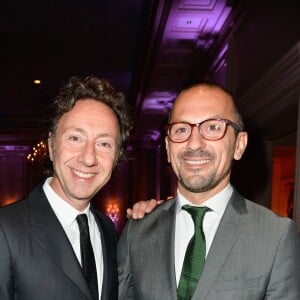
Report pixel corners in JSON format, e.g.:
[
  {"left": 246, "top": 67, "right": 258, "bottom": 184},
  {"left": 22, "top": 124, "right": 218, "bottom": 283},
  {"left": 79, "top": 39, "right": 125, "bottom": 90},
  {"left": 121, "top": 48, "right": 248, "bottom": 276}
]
[{"left": 0, "top": 76, "right": 132, "bottom": 300}]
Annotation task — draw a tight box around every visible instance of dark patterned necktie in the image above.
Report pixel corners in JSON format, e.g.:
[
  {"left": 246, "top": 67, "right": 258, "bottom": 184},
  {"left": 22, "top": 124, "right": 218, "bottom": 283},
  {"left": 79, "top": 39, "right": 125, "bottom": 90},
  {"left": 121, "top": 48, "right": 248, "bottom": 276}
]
[
  {"left": 76, "top": 214, "right": 98, "bottom": 300},
  {"left": 177, "top": 205, "right": 211, "bottom": 300}
]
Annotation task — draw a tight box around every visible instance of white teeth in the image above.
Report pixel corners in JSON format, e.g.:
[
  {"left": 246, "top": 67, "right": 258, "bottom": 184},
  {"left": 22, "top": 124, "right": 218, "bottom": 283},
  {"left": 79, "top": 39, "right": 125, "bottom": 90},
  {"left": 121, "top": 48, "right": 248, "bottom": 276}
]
[
  {"left": 73, "top": 170, "right": 94, "bottom": 178},
  {"left": 185, "top": 159, "right": 210, "bottom": 164}
]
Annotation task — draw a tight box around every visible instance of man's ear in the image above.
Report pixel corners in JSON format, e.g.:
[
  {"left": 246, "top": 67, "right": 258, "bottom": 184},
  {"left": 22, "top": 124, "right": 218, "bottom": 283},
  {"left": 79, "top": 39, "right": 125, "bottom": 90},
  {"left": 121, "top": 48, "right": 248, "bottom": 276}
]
[
  {"left": 48, "top": 133, "right": 54, "bottom": 162},
  {"left": 165, "top": 136, "right": 171, "bottom": 163},
  {"left": 234, "top": 131, "right": 248, "bottom": 160}
]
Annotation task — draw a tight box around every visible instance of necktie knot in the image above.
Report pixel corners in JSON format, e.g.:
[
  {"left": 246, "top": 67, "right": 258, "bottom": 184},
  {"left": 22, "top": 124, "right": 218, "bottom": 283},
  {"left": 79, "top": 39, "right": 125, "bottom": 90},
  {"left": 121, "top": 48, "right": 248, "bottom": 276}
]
[
  {"left": 182, "top": 205, "right": 211, "bottom": 227},
  {"left": 77, "top": 214, "right": 89, "bottom": 235}
]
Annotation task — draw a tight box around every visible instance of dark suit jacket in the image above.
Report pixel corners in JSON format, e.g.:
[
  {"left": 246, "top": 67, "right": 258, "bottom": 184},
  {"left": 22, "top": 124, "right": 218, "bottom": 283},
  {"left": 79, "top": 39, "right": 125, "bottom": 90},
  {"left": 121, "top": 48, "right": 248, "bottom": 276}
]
[
  {"left": 118, "top": 189, "right": 300, "bottom": 299},
  {"left": 0, "top": 183, "right": 118, "bottom": 300}
]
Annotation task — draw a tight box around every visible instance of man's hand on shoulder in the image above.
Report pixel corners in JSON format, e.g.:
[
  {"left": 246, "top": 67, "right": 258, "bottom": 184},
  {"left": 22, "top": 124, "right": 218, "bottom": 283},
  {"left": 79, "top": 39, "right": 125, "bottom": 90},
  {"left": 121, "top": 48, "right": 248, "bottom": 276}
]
[{"left": 127, "top": 199, "right": 164, "bottom": 219}]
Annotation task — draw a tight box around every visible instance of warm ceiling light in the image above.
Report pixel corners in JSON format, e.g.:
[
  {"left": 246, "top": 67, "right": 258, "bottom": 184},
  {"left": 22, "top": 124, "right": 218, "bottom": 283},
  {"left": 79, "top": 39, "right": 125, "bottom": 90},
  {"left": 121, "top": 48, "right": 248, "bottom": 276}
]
[{"left": 33, "top": 79, "right": 41, "bottom": 84}]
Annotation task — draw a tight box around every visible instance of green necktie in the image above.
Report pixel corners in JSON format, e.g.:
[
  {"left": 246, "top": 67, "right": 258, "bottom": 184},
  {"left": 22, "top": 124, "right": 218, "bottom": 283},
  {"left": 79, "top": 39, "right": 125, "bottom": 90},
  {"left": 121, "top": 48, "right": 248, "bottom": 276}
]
[{"left": 177, "top": 205, "right": 211, "bottom": 300}]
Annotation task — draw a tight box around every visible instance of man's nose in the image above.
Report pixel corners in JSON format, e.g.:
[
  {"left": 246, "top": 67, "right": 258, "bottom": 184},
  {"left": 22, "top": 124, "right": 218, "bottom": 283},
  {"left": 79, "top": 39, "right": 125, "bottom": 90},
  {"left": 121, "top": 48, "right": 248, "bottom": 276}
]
[
  {"left": 78, "top": 142, "right": 98, "bottom": 166},
  {"left": 186, "top": 126, "right": 206, "bottom": 150}
]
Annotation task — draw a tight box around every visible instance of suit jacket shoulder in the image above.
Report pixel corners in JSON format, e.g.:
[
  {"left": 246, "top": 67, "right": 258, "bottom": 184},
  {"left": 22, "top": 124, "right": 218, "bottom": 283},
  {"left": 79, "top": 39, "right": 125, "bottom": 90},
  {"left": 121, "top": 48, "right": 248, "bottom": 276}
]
[
  {"left": 0, "top": 184, "right": 118, "bottom": 300},
  {"left": 195, "top": 189, "right": 300, "bottom": 300},
  {"left": 118, "top": 199, "right": 178, "bottom": 299},
  {"left": 118, "top": 190, "right": 300, "bottom": 300}
]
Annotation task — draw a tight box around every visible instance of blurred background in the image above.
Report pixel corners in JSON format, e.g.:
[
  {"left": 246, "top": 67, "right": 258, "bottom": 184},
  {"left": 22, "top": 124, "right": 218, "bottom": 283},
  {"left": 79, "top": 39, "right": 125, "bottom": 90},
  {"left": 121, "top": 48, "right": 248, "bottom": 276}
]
[{"left": 1, "top": 0, "right": 300, "bottom": 232}]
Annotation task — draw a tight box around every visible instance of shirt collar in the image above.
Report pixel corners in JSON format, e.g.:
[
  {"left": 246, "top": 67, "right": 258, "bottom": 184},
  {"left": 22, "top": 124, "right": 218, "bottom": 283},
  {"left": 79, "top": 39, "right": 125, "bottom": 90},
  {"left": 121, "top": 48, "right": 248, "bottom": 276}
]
[
  {"left": 43, "top": 177, "right": 91, "bottom": 226},
  {"left": 176, "top": 183, "right": 233, "bottom": 215}
]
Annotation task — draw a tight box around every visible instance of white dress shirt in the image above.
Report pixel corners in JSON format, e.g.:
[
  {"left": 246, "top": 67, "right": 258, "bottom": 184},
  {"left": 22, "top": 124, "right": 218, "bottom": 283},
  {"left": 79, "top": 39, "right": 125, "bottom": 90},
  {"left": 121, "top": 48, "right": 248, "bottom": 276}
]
[
  {"left": 174, "top": 184, "right": 233, "bottom": 286},
  {"left": 43, "top": 178, "right": 103, "bottom": 299}
]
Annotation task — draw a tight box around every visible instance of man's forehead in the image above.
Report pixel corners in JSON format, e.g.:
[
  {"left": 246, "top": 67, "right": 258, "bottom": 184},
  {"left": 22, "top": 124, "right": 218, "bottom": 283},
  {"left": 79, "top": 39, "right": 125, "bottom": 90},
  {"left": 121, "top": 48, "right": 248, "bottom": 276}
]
[
  {"left": 170, "top": 87, "right": 235, "bottom": 123},
  {"left": 176, "top": 86, "right": 232, "bottom": 109}
]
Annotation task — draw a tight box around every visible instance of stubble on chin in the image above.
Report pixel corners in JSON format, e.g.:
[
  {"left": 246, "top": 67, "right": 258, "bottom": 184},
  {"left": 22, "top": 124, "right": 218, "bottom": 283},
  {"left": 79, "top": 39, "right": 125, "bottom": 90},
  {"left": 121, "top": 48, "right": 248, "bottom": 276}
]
[
  {"left": 178, "top": 162, "right": 233, "bottom": 194},
  {"left": 176, "top": 149, "right": 215, "bottom": 193},
  {"left": 178, "top": 170, "right": 215, "bottom": 193}
]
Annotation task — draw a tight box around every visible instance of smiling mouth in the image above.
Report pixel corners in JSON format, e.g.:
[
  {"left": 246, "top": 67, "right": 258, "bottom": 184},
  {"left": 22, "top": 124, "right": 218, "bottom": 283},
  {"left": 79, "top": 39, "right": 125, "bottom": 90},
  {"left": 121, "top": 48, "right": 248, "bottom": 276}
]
[
  {"left": 184, "top": 159, "right": 210, "bottom": 165},
  {"left": 73, "top": 169, "right": 95, "bottom": 179}
]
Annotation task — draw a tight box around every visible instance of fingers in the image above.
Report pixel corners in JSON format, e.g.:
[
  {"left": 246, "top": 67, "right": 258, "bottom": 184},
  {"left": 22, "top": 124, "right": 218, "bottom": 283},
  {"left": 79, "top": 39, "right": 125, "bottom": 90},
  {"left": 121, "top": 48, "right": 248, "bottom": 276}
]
[
  {"left": 132, "top": 200, "right": 150, "bottom": 219},
  {"left": 127, "top": 199, "right": 164, "bottom": 219},
  {"left": 145, "top": 199, "right": 158, "bottom": 213},
  {"left": 126, "top": 208, "right": 134, "bottom": 219}
]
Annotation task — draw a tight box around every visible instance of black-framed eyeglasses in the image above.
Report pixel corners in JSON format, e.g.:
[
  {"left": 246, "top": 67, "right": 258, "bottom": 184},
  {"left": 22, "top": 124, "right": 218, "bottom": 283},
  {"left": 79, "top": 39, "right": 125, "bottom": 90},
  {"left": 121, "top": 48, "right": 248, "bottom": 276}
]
[{"left": 166, "top": 118, "right": 243, "bottom": 143}]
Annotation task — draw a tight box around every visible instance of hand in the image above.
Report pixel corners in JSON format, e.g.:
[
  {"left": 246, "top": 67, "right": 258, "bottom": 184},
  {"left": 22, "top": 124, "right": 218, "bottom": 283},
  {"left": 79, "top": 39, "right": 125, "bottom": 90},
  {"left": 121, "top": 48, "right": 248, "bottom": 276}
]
[{"left": 127, "top": 199, "right": 164, "bottom": 219}]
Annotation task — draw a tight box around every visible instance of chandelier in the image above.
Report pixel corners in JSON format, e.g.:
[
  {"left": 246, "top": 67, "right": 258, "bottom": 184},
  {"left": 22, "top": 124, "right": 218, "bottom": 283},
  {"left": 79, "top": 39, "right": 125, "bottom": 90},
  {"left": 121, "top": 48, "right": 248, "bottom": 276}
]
[{"left": 27, "top": 141, "right": 47, "bottom": 164}]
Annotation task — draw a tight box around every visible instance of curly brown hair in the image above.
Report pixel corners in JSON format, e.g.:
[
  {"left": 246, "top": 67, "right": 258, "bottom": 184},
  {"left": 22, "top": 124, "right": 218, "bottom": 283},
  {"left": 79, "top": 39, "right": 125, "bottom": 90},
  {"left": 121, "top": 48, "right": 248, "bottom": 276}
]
[{"left": 47, "top": 76, "right": 133, "bottom": 169}]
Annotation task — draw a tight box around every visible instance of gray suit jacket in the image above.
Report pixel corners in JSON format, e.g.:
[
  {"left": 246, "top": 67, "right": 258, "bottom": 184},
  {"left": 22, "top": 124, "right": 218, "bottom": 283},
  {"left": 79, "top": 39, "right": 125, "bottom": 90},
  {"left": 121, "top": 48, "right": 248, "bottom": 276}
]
[
  {"left": 0, "top": 184, "right": 118, "bottom": 300},
  {"left": 117, "top": 189, "right": 300, "bottom": 299}
]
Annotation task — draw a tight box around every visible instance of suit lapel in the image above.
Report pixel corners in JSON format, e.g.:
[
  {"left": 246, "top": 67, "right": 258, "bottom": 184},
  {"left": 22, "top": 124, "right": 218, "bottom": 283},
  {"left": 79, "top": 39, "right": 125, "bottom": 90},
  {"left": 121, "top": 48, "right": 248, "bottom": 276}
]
[
  {"left": 28, "top": 185, "right": 93, "bottom": 300},
  {"left": 157, "top": 200, "right": 178, "bottom": 299},
  {"left": 91, "top": 207, "right": 117, "bottom": 300},
  {"left": 192, "top": 190, "right": 247, "bottom": 299}
]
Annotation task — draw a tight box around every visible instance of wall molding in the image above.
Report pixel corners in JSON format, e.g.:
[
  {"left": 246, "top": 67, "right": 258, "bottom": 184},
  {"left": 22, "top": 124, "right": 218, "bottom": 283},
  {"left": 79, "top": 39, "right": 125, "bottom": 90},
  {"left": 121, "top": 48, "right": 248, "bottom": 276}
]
[
  {"left": 239, "top": 41, "right": 300, "bottom": 127},
  {"left": 236, "top": 41, "right": 300, "bottom": 231}
]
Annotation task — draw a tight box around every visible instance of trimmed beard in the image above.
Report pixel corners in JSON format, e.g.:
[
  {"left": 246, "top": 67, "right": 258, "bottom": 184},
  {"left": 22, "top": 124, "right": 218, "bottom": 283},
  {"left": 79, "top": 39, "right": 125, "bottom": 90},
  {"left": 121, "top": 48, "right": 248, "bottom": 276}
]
[{"left": 177, "top": 155, "right": 233, "bottom": 193}]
